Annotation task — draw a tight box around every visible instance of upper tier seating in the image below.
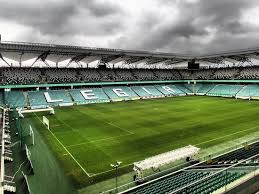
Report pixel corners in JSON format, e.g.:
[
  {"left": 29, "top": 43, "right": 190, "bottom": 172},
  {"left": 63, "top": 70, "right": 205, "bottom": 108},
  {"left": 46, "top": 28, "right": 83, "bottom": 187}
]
[
  {"left": 178, "top": 70, "right": 192, "bottom": 79},
  {"left": 212, "top": 68, "right": 239, "bottom": 80},
  {"left": 153, "top": 70, "right": 181, "bottom": 80},
  {"left": 79, "top": 69, "right": 101, "bottom": 82},
  {"left": 1, "top": 66, "right": 259, "bottom": 84},
  {"left": 114, "top": 69, "right": 135, "bottom": 81},
  {"left": 45, "top": 68, "right": 78, "bottom": 83},
  {"left": 2, "top": 68, "right": 41, "bottom": 84},
  {"left": 98, "top": 69, "right": 117, "bottom": 81},
  {"left": 238, "top": 67, "right": 259, "bottom": 79},
  {"left": 131, "top": 69, "right": 157, "bottom": 81}
]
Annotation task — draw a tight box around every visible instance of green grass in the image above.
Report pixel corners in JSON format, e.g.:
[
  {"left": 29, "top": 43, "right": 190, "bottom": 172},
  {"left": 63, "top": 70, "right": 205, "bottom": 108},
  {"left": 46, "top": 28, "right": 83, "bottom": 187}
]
[{"left": 22, "top": 96, "right": 259, "bottom": 190}]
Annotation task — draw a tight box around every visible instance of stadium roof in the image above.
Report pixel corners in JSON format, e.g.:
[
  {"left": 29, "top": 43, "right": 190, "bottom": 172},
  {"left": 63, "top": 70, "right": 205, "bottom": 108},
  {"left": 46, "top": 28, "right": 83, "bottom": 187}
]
[{"left": 1, "top": 41, "right": 259, "bottom": 68}]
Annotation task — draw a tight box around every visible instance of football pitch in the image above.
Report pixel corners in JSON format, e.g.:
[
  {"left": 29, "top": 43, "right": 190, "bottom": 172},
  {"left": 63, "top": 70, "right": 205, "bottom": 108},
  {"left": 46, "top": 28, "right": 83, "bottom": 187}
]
[{"left": 22, "top": 96, "right": 259, "bottom": 186}]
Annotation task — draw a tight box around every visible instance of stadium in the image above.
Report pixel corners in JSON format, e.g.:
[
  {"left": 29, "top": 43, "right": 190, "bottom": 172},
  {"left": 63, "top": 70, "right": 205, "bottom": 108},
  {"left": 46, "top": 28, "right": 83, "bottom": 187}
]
[{"left": 0, "top": 39, "right": 257, "bottom": 194}]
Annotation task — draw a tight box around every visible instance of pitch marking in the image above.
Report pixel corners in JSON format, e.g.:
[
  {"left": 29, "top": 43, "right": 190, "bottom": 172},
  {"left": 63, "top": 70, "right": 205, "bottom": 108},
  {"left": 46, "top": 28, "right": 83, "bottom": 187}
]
[
  {"left": 76, "top": 108, "right": 134, "bottom": 135},
  {"left": 195, "top": 125, "right": 259, "bottom": 146},
  {"left": 33, "top": 112, "right": 259, "bottom": 179},
  {"left": 66, "top": 133, "right": 134, "bottom": 148},
  {"left": 34, "top": 113, "right": 91, "bottom": 177}
]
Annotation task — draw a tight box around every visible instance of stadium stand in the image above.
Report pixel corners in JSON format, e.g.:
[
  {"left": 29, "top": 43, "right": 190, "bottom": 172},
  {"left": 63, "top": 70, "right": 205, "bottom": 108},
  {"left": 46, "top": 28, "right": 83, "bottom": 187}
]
[
  {"left": 79, "top": 68, "right": 102, "bottom": 82},
  {"left": 0, "top": 111, "right": 16, "bottom": 193},
  {"left": 236, "top": 85, "right": 259, "bottom": 99},
  {"left": 207, "top": 84, "right": 243, "bottom": 97},
  {"left": 27, "top": 91, "right": 49, "bottom": 109},
  {"left": 175, "top": 84, "right": 193, "bottom": 94},
  {"left": 124, "top": 170, "right": 245, "bottom": 194},
  {"left": 114, "top": 69, "right": 135, "bottom": 81},
  {"left": 98, "top": 69, "right": 117, "bottom": 81},
  {"left": 0, "top": 92, "right": 4, "bottom": 106},
  {"left": 102, "top": 86, "right": 139, "bottom": 101},
  {"left": 131, "top": 86, "right": 164, "bottom": 98},
  {"left": 4, "top": 91, "right": 26, "bottom": 108},
  {"left": 238, "top": 67, "right": 259, "bottom": 80},
  {"left": 184, "top": 84, "right": 203, "bottom": 94},
  {"left": 45, "top": 68, "right": 78, "bottom": 83},
  {"left": 2, "top": 68, "right": 41, "bottom": 84},
  {"left": 212, "top": 68, "right": 239, "bottom": 80},
  {"left": 70, "top": 88, "right": 110, "bottom": 104},
  {"left": 131, "top": 69, "right": 157, "bottom": 81},
  {"left": 210, "top": 142, "right": 259, "bottom": 165},
  {"left": 196, "top": 84, "right": 215, "bottom": 95},
  {"left": 3, "top": 66, "right": 259, "bottom": 85}
]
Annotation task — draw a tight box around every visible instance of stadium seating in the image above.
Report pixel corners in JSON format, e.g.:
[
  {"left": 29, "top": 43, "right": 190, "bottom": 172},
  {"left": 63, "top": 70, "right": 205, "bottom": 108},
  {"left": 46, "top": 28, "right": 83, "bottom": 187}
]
[
  {"left": 27, "top": 91, "right": 49, "bottom": 109},
  {"left": 236, "top": 85, "right": 259, "bottom": 98},
  {"left": 131, "top": 69, "right": 157, "bottom": 81},
  {"left": 4, "top": 91, "right": 26, "bottom": 108},
  {"left": 125, "top": 171, "right": 245, "bottom": 194},
  {"left": 114, "top": 69, "right": 135, "bottom": 81},
  {"left": 212, "top": 68, "right": 239, "bottom": 80},
  {"left": 238, "top": 67, "right": 259, "bottom": 80},
  {"left": 98, "top": 69, "right": 117, "bottom": 81},
  {"left": 3, "top": 66, "right": 259, "bottom": 85},
  {"left": 175, "top": 84, "right": 193, "bottom": 94},
  {"left": 207, "top": 85, "right": 243, "bottom": 97},
  {"left": 69, "top": 88, "right": 110, "bottom": 104},
  {"left": 153, "top": 70, "right": 181, "bottom": 80},
  {"left": 46, "top": 90, "right": 73, "bottom": 106},
  {"left": 79, "top": 68, "right": 101, "bottom": 82},
  {"left": 2, "top": 68, "right": 41, "bottom": 84},
  {"left": 184, "top": 84, "right": 203, "bottom": 93},
  {"left": 0, "top": 91, "right": 4, "bottom": 106},
  {"left": 211, "top": 142, "right": 259, "bottom": 165},
  {"left": 131, "top": 86, "right": 164, "bottom": 98},
  {"left": 102, "top": 86, "right": 139, "bottom": 101},
  {"left": 45, "top": 68, "right": 78, "bottom": 83},
  {"left": 192, "top": 69, "right": 214, "bottom": 80},
  {"left": 196, "top": 84, "right": 215, "bottom": 95}
]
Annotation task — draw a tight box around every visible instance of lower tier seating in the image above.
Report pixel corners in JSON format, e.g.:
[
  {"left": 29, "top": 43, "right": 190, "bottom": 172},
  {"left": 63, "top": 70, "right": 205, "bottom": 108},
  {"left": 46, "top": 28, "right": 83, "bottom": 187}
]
[
  {"left": 207, "top": 85, "right": 243, "bottom": 97},
  {"left": 4, "top": 91, "right": 26, "bottom": 108},
  {"left": 125, "top": 171, "right": 245, "bottom": 194}
]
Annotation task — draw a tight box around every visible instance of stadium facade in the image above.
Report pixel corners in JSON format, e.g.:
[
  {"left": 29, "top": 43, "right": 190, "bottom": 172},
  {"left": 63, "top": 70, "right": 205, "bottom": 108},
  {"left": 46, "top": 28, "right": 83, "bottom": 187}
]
[{"left": 0, "top": 41, "right": 258, "bottom": 194}]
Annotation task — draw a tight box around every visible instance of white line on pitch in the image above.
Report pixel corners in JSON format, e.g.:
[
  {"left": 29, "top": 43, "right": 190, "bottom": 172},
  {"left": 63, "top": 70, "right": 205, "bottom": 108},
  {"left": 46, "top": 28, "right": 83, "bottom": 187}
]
[
  {"left": 194, "top": 125, "right": 259, "bottom": 147},
  {"left": 66, "top": 133, "right": 134, "bottom": 148},
  {"left": 89, "top": 163, "right": 133, "bottom": 177},
  {"left": 76, "top": 108, "right": 134, "bottom": 135},
  {"left": 33, "top": 113, "right": 91, "bottom": 177}
]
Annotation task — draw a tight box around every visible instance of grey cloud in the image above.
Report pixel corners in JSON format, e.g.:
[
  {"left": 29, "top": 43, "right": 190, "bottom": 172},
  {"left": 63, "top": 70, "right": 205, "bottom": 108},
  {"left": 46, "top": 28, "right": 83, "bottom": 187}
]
[
  {"left": 113, "top": 0, "right": 259, "bottom": 54},
  {"left": 1, "top": 0, "right": 259, "bottom": 54},
  {"left": 0, "top": 0, "right": 125, "bottom": 36}
]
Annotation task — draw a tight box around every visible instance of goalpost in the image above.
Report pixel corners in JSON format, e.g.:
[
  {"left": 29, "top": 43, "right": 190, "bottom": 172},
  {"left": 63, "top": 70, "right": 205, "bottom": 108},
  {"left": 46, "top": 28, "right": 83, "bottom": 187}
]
[
  {"left": 43, "top": 116, "right": 50, "bottom": 129},
  {"left": 29, "top": 125, "right": 34, "bottom": 145}
]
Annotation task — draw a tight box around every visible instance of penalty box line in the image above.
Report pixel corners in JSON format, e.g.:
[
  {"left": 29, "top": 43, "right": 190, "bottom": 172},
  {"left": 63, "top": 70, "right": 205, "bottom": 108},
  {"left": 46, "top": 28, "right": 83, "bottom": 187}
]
[{"left": 33, "top": 113, "right": 91, "bottom": 177}]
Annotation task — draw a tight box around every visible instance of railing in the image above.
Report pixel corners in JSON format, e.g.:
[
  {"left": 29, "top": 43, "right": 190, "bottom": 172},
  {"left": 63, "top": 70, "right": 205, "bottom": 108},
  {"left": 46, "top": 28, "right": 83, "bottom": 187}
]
[{"left": 101, "top": 139, "right": 259, "bottom": 194}]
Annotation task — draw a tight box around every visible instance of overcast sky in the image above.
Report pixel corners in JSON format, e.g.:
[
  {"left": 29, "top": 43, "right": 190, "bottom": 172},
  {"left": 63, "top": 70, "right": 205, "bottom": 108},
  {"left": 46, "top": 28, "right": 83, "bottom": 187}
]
[{"left": 1, "top": 0, "right": 259, "bottom": 54}]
